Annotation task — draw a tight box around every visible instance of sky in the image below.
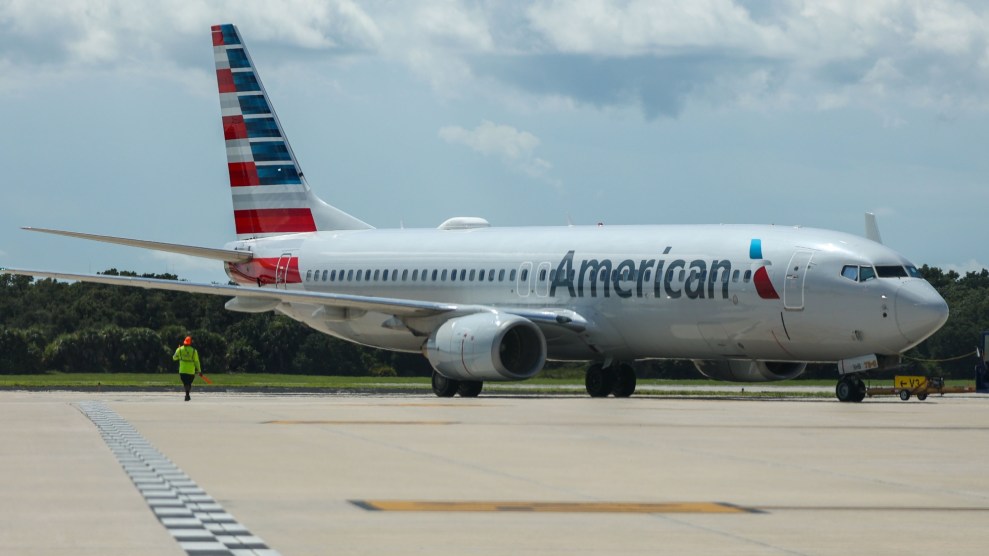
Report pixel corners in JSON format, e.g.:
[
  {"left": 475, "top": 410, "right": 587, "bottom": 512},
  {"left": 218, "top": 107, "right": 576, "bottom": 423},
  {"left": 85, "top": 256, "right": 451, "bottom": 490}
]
[{"left": 1, "top": 0, "right": 987, "bottom": 284}]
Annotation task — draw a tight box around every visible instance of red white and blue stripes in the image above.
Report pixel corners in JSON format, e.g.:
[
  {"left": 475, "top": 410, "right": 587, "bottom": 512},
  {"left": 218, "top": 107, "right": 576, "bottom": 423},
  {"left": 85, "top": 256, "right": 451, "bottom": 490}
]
[{"left": 212, "top": 24, "right": 316, "bottom": 237}]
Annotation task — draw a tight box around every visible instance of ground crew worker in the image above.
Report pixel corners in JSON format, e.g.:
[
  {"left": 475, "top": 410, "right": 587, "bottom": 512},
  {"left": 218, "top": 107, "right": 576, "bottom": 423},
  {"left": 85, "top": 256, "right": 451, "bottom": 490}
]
[{"left": 173, "top": 336, "right": 202, "bottom": 401}]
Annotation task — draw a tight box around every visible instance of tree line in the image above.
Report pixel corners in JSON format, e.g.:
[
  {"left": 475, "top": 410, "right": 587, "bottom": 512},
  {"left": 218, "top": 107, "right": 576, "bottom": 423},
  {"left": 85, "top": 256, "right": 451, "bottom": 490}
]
[{"left": 1, "top": 266, "right": 987, "bottom": 379}]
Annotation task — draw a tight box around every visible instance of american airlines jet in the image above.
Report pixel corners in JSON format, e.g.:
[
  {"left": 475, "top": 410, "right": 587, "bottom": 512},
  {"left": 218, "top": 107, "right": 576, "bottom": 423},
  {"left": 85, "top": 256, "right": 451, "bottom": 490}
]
[{"left": 2, "top": 24, "right": 949, "bottom": 402}]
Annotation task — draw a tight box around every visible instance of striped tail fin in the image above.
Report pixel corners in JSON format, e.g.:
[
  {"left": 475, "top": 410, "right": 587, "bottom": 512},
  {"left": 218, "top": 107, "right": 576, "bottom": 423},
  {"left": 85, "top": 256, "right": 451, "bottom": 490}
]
[{"left": 211, "top": 24, "right": 372, "bottom": 239}]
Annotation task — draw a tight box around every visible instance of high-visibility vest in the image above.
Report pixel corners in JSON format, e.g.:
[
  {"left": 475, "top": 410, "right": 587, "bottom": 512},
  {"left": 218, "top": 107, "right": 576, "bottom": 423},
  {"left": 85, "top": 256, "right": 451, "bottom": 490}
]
[{"left": 173, "top": 346, "right": 201, "bottom": 375}]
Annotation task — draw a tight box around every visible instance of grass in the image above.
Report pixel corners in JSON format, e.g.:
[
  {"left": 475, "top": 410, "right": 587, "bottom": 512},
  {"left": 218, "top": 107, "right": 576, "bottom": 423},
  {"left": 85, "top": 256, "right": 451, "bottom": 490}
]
[{"left": 0, "top": 373, "right": 976, "bottom": 398}]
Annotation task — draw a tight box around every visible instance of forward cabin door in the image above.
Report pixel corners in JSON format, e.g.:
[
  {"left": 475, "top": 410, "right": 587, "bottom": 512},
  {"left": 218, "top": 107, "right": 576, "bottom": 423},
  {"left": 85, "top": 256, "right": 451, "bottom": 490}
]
[{"left": 783, "top": 250, "right": 815, "bottom": 310}]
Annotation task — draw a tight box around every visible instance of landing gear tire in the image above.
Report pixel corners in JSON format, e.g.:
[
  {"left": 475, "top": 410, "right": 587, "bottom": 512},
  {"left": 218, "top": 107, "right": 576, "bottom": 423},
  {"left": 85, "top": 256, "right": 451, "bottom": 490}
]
[
  {"left": 612, "top": 364, "right": 637, "bottom": 398},
  {"left": 457, "top": 381, "right": 483, "bottom": 398},
  {"left": 431, "top": 371, "right": 459, "bottom": 398},
  {"left": 836, "top": 375, "right": 866, "bottom": 403},
  {"left": 585, "top": 364, "right": 615, "bottom": 397}
]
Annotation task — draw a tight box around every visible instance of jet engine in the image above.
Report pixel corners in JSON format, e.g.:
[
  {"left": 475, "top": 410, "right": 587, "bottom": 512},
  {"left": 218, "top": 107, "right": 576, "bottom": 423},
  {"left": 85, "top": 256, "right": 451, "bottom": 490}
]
[
  {"left": 692, "top": 359, "right": 807, "bottom": 382},
  {"left": 425, "top": 312, "right": 547, "bottom": 381}
]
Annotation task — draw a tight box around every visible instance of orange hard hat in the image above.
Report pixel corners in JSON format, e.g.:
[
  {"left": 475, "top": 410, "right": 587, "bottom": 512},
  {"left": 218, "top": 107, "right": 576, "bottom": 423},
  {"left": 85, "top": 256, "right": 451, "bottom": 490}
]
[{"left": 183, "top": 336, "right": 192, "bottom": 345}]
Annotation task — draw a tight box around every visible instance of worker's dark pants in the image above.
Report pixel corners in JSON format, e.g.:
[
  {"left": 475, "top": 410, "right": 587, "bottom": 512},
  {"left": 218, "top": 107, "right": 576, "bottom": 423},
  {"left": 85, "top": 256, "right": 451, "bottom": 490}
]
[{"left": 179, "top": 373, "right": 195, "bottom": 394}]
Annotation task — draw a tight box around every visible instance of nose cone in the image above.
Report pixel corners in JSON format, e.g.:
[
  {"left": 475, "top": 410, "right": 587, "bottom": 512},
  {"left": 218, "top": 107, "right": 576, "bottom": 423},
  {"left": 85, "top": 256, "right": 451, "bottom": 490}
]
[{"left": 895, "top": 280, "right": 949, "bottom": 345}]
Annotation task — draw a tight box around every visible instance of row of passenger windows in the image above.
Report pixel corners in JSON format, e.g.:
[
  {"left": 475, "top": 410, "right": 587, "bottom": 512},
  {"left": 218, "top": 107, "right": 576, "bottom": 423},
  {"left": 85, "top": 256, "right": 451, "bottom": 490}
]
[
  {"left": 305, "top": 266, "right": 758, "bottom": 284},
  {"left": 840, "top": 264, "right": 920, "bottom": 282},
  {"left": 306, "top": 267, "right": 520, "bottom": 284}
]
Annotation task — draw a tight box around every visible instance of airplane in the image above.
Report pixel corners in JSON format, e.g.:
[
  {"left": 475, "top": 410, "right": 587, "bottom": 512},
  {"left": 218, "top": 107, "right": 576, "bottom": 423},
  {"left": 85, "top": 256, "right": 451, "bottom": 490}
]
[{"left": 1, "top": 24, "right": 949, "bottom": 402}]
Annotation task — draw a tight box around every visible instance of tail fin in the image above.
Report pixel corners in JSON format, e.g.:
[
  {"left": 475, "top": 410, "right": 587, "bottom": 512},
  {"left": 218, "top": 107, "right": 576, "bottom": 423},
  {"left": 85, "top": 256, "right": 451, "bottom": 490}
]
[{"left": 211, "top": 23, "right": 372, "bottom": 239}]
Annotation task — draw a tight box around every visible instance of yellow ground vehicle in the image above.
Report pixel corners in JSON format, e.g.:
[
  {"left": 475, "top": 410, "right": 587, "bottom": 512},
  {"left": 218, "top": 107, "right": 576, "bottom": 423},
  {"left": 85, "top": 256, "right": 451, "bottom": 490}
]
[{"left": 866, "top": 375, "right": 978, "bottom": 401}]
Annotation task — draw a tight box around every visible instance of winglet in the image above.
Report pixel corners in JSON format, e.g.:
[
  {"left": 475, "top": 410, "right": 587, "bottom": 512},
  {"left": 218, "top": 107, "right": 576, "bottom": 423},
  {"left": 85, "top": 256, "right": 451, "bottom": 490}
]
[{"left": 864, "top": 213, "right": 883, "bottom": 244}]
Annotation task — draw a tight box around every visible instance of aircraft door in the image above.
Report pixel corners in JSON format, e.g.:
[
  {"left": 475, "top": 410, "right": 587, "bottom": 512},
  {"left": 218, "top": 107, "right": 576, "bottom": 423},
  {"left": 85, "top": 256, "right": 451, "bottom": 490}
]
[
  {"left": 517, "top": 262, "right": 533, "bottom": 297},
  {"left": 535, "top": 262, "right": 552, "bottom": 297},
  {"left": 274, "top": 252, "right": 294, "bottom": 290},
  {"left": 783, "top": 250, "right": 815, "bottom": 310}
]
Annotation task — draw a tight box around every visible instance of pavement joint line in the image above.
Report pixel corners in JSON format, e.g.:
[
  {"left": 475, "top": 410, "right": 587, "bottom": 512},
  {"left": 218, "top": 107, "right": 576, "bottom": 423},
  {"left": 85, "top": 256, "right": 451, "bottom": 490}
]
[{"left": 75, "top": 401, "right": 280, "bottom": 556}]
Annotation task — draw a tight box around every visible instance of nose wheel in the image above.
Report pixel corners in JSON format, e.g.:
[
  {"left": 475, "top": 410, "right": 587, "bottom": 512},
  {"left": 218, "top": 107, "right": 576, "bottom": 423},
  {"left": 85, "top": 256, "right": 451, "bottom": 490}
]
[{"left": 836, "top": 374, "right": 867, "bottom": 402}]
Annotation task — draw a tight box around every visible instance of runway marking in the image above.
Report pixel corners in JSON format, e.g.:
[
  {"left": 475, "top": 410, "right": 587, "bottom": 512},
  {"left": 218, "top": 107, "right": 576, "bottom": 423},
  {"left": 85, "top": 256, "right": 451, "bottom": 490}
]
[
  {"left": 350, "top": 500, "right": 759, "bottom": 514},
  {"left": 265, "top": 419, "right": 457, "bottom": 425},
  {"left": 77, "top": 401, "right": 281, "bottom": 556}
]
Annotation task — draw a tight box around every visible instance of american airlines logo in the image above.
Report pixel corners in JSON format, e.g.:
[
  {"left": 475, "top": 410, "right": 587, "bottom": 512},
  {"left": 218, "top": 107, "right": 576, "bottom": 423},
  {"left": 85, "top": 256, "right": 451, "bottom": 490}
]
[{"left": 549, "top": 240, "right": 780, "bottom": 300}]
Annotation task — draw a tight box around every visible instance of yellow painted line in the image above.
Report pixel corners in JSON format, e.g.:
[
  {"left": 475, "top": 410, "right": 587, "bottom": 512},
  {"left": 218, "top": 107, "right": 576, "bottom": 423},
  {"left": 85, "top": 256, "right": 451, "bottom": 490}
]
[
  {"left": 350, "top": 500, "right": 758, "bottom": 514},
  {"left": 265, "top": 420, "right": 457, "bottom": 425}
]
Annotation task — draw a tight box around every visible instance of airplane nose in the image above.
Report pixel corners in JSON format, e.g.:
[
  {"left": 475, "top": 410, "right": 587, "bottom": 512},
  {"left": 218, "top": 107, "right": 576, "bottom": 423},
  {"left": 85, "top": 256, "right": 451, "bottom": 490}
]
[{"left": 895, "top": 280, "right": 949, "bottom": 344}]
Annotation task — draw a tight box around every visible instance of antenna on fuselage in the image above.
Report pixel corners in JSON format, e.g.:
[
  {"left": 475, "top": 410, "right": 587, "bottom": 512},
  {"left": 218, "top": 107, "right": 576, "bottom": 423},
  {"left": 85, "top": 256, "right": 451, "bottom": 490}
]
[{"left": 865, "top": 212, "right": 883, "bottom": 244}]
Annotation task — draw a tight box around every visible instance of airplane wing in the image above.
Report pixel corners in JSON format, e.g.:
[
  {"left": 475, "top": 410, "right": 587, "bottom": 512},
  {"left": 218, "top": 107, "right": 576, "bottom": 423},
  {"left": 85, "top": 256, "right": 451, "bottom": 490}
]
[{"left": 0, "top": 268, "right": 588, "bottom": 332}]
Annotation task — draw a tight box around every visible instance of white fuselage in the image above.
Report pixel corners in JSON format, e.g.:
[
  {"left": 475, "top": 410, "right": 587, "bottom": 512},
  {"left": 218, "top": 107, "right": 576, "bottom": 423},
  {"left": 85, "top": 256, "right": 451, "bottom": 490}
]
[{"left": 225, "top": 223, "right": 948, "bottom": 364}]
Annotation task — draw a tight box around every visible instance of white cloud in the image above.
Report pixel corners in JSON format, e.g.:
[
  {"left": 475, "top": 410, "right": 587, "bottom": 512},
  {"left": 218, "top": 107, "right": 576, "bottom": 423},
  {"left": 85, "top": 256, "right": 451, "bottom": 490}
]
[{"left": 439, "top": 121, "right": 559, "bottom": 186}]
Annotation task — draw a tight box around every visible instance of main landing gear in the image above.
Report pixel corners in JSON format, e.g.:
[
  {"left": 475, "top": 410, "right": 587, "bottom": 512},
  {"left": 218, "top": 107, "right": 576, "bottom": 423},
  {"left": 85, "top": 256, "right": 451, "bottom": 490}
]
[
  {"left": 431, "top": 371, "right": 483, "bottom": 398},
  {"left": 585, "top": 363, "right": 637, "bottom": 398},
  {"left": 835, "top": 374, "right": 867, "bottom": 403}
]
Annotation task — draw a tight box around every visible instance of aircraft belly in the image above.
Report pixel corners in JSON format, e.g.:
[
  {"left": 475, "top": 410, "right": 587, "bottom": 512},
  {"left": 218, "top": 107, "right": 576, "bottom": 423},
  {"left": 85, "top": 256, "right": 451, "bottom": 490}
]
[{"left": 279, "top": 303, "right": 423, "bottom": 353}]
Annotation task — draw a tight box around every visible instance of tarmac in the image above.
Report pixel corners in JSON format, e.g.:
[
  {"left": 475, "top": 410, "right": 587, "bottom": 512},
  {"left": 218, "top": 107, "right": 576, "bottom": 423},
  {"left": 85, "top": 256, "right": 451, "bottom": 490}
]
[{"left": 1, "top": 389, "right": 988, "bottom": 555}]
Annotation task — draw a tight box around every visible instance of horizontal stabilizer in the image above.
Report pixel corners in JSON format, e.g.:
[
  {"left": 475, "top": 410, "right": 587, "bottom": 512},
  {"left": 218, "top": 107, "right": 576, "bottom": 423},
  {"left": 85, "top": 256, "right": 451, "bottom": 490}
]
[{"left": 22, "top": 227, "right": 253, "bottom": 263}]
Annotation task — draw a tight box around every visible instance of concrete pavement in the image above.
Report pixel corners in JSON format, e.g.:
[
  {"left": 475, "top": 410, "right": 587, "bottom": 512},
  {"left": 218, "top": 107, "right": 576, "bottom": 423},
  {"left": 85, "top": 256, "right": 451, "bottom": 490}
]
[{"left": 2, "top": 390, "right": 988, "bottom": 555}]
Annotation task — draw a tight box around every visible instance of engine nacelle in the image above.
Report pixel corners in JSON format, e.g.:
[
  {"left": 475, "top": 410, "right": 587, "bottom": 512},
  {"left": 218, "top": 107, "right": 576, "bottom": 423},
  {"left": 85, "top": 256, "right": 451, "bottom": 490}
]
[
  {"left": 425, "top": 312, "right": 547, "bottom": 381},
  {"left": 692, "top": 359, "right": 807, "bottom": 382}
]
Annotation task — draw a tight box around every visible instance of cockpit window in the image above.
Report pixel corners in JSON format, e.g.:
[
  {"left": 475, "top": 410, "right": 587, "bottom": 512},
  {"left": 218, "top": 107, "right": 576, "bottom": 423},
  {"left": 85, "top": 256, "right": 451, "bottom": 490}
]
[
  {"left": 841, "top": 265, "right": 877, "bottom": 282},
  {"left": 876, "top": 265, "right": 908, "bottom": 278},
  {"left": 906, "top": 265, "right": 922, "bottom": 278}
]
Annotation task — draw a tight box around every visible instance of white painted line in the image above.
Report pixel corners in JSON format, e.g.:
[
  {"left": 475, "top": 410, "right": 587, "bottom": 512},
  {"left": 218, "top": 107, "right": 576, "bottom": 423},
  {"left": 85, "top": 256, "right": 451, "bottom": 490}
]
[{"left": 76, "top": 401, "right": 279, "bottom": 556}]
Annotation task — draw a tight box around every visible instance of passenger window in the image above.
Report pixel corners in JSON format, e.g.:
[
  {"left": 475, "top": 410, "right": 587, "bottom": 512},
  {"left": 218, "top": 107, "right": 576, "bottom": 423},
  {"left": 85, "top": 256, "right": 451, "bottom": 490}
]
[
  {"left": 643, "top": 269, "right": 652, "bottom": 282},
  {"left": 521, "top": 269, "right": 528, "bottom": 281},
  {"left": 540, "top": 269, "right": 547, "bottom": 281},
  {"left": 347, "top": 270, "right": 354, "bottom": 281},
  {"left": 330, "top": 270, "right": 336, "bottom": 281},
  {"left": 460, "top": 270, "right": 466, "bottom": 281},
  {"left": 441, "top": 270, "right": 448, "bottom": 281},
  {"left": 743, "top": 270, "right": 752, "bottom": 282},
  {"left": 510, "top": 269, "right": 516, "bottom": 281},
  {"left": 402, "top": 269, "right": 409, "bottom": 281},
  {"left": 841, "top": 265, "right": 858, "bottom": 281},
  {"left": 859, "top": 266, "right": 876, "bottom": 281},
  {"left": 305, "top": 270, "right": 312, "bottom": 281},
  {"left": 469, "top": 269, "right": 476, "bottom": 281},
  {"left": 321, "top": 270, "right": 327, "bottom": 281},
  {"left": 431, "top": 270, "right": 438, "bottom": 281},
  {"left": 479, "top": 269, "right": 485, "bottom": 281},
  {"left": 499, "top": 269, "right": 506, "bottom": 281},
  {"left": 732, "top": 270, "right": 740, "bottom": 283},
  {"left": 489, "top": 269, "right": 495, "bottom": 281},
  {"left": 364, "top": 269, "right": 371, "bottom": 281},
  {"left": 392, "top": 269, "right": 398, "bottom": 281},
  {"left": 356, "top": 270, "right": 362, "bottom": 282}
]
